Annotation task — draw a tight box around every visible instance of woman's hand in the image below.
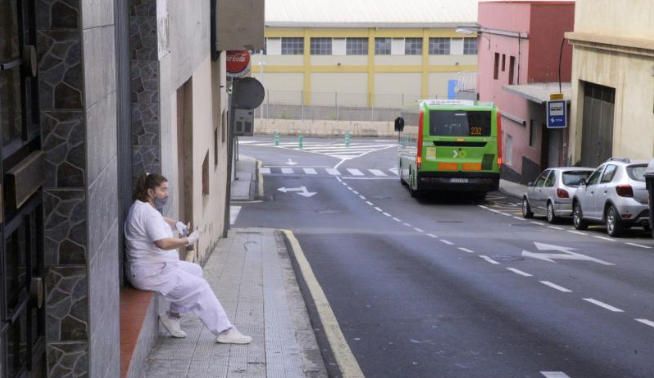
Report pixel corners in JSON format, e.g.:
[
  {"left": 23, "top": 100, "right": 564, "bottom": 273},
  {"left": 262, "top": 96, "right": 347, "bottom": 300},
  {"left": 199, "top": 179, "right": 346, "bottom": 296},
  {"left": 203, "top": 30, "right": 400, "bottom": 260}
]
[{"left": 186, "top": 231, "right": 200, "bottom": 245}]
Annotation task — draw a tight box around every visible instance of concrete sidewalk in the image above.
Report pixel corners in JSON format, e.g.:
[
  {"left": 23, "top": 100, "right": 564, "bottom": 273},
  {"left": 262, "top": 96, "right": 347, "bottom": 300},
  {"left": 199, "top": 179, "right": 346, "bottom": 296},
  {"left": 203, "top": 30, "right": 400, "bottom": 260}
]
[
  {"left": 499, "top": 179, "right": 527, "bottom": 199},
  {"left": 231, "top": 156, "right": 262, "bottom": 201},
  {"left": 143, "top": 229, "right": 327, "bottom": 377}
]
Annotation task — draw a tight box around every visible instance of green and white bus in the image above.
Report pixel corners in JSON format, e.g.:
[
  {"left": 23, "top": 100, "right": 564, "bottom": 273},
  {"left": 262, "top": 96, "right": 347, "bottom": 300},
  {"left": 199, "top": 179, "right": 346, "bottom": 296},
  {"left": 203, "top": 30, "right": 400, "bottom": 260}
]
[{"left": 397, "top": 99, "right": 503, "bottom": 198}]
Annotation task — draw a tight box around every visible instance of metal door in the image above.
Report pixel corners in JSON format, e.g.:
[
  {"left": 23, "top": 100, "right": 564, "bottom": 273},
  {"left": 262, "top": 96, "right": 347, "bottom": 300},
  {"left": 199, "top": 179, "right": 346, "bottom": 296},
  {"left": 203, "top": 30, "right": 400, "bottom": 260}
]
[
  {"left": 581, "top": 82, "right": 615, "bottom": 167},
  {"left": 1, "top": 0, "right": 46, "bottom": 376}
]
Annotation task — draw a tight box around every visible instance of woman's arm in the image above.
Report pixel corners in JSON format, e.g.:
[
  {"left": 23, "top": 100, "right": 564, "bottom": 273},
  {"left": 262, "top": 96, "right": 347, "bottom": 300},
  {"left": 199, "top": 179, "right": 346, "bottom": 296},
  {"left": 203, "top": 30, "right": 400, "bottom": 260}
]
[
  {"left": 154, "top": 237, "right": 189, "bottom": 250},
  {"left": 164, "top": 217, "right": 177, "bottom": 228}
]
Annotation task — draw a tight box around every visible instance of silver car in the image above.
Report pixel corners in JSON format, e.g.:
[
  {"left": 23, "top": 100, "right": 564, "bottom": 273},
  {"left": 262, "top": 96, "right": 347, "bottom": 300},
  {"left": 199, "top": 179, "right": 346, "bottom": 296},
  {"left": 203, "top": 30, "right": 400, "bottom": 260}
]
[
  {"left": 572, "top": 159, "right": 651, "bottom": 237},
  {"left": 522, "top": 167, "right": 594, "bottom": 223}
]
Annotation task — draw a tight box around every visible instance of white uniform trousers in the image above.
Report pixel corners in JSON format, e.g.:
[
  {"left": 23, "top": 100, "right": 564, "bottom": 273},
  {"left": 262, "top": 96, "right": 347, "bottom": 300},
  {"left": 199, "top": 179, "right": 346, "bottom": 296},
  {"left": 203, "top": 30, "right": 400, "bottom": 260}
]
[{"left": 128, "top": 260, "right": 233, "bottom": 335}]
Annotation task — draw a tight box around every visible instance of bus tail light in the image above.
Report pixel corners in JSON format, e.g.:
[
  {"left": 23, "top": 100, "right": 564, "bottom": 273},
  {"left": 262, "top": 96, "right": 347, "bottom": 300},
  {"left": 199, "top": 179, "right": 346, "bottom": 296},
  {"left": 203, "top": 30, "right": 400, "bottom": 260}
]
[
  {"left": 557, "top": 188, "right": 570, "bottom": 198},
  {"left": 616, "top": 185, "right": 634, "bottom": 197},
  {"left": 496, "top": 111, "right": 503, "bottom": 167}
]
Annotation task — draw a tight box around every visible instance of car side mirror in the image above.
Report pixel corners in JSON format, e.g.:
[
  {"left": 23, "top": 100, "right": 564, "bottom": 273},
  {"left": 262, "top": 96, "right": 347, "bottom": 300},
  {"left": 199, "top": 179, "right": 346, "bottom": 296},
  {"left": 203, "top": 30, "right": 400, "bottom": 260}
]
[
  {"left": 394, "top": 117, "right": 405, "bottom": 133},
  {"left": 579, "top": 178, "right": 587, "bottom": 186},
  {"left": 527, "top": 181, "right": 534, "bottom": 187}
]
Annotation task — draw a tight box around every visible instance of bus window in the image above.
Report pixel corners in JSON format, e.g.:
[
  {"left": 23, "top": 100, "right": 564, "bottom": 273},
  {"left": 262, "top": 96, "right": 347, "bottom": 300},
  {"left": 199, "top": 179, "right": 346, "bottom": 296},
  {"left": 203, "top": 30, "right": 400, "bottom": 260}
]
[{"left": 429, "top": 111, "right": 491, "bottom": 137}]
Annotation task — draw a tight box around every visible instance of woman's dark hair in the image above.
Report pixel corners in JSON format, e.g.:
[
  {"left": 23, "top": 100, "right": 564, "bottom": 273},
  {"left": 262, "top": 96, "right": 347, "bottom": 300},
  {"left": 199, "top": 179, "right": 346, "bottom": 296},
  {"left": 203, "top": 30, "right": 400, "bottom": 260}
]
[{"left": 134, "top": 173, "right": 168, "bottom": 202}]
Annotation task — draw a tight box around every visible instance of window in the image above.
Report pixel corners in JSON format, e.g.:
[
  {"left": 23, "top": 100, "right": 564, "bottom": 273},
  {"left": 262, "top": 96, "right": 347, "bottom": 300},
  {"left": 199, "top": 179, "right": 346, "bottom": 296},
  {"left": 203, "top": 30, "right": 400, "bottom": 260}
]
[
  {"left": 429, "top": 38, "right": 450, "bottom": 55},
  {"left": 405, "top": 38, "right": 423, "bottom": 55},
  {"left": 587, "top": 167, "right": 604, "bottom": 186},
  {"left": 311, "top": 38, "right": 332, "bottom": 55},
  {"left": 375, "top": 38, "right": 391, "bottom": 55},
  {"left": 493, "top": 53, "right": 499, "bottom": 80},
  {"left": 202, "top": 152, "right": 210, "bottom": 195},
  {"left": 463, "top": 38, "right": 477, "bottom": 55},
  {"left": 265, "top": 38, "right": 281, "bottom": 55},
  {"left": 429, "top": 111, "right": 491, "bottom": 137},
  {"left": 281, "top": 37, "right": 304, "bottom": 55},
  {"left": 529, "top": 120, "right": 535, "bottom": 147},
  {"left": 544, "top": 171, "right": 556, "bottom": 187},
  {"left": 627, "top": 164, "right": 647, "bottom": 182},
  {"left": 601, "top": 165, "right": 618, "bottom": 183},
  {"left": 502, "top": 54, "right": 506, "bottom": 72},
  {"left": 535, "top": 171, "right": 549, "bottom": 187},
  {"left": 562, "top": 170, "right": 593, "bottom": 186},
  {"left": 346, "top": 38, "right": 368, "bottom": 55},
  {"left": 509, "top": 56, "right": 516, "bottom": 85}
]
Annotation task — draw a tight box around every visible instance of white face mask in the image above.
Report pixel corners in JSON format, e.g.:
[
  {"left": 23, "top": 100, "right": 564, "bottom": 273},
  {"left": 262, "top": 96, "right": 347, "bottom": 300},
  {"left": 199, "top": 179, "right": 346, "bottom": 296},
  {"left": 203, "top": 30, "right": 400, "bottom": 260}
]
[{"left": 154, "top": 196, "right": 168, "bottom": 212}]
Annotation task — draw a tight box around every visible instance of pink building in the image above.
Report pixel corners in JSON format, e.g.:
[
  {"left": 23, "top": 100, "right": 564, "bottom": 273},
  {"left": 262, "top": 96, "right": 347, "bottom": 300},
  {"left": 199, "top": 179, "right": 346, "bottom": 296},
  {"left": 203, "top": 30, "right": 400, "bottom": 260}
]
[{"left": 477, "top": 0, "right": 574, "bottom": 184}]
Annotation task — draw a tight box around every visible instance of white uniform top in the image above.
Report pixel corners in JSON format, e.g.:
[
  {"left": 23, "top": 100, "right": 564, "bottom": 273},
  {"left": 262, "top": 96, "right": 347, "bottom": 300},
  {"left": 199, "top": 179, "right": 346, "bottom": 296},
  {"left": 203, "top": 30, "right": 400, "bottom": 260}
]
[{"left": 125, "top": 200, "right": 178, "bottom": 267}]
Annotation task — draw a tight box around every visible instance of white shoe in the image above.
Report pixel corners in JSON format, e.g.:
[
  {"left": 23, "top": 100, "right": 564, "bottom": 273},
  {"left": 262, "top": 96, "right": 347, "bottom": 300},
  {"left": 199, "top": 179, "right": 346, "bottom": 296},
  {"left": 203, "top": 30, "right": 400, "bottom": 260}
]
[
  {"left": 160, "top": 313, "right": 187, "bottom": 338},
  {"left": 216, "top": 327, "right": 252, "bottom": 344}
]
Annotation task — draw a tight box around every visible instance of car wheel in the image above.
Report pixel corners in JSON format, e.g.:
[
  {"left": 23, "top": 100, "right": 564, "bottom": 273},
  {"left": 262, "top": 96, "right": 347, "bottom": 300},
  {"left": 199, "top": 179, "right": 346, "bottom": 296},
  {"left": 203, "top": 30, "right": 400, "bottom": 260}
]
[
  {"left": 573, "top": 202, "right": 588, "bottom": 230},
  {"left": 606, "top": 205, "right": 624, "bottom": 237},
  {"left": 546, "top": 202, "right": 558, "bottom": 224},
  {"left": 522, "top": 198, "right": 533, "bottom": 219}
]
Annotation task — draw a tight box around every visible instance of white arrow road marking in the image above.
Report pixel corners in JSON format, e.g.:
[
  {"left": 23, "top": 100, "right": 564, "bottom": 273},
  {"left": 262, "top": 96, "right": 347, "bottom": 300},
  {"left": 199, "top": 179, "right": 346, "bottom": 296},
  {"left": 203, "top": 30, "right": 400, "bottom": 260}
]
[
  {"left": 541, "top": 372, "right": 571, "bottom": 378},
  {"left": 277, "top": 186, "right": 317, "bottom": 198},
  {"left": 281, "top": 168, "right": 294, "bottom": 174},
  {"left": 304, "top": 168, "right": 317, "bottom": 175},
  {"left": 521, "top": 242, "right": 614, "bottom": 266},
  {"left": 286, "top": 158, "right": 298, "bottom": 166},
  {"left": 326, "top": 168, "right": 341, "bottom": 176},
  {"left": 583, "top": 298, "right": 623, "bottom": 312}
]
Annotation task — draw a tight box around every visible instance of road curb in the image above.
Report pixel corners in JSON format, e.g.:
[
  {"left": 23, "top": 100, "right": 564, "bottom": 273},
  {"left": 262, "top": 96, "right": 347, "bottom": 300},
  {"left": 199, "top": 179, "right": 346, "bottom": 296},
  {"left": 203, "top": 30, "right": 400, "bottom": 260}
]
[
  {"left": 281, "top": 229, "right": 364, "bottom": 378},
  {"left": 256, "top": 159, "right": 264, "bottom": 199}
]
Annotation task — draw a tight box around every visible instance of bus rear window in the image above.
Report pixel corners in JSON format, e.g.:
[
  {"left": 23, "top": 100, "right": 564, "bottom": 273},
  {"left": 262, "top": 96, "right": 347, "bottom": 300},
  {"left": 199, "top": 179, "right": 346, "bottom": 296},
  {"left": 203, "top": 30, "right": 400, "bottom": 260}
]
[{"left": 429, "top": 111, "right": 492, "bottom": 137}]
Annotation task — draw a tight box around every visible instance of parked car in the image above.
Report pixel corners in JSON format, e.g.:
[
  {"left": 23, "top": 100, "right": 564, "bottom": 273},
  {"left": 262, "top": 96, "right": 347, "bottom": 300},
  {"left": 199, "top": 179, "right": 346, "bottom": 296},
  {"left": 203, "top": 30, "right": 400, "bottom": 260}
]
[
  {"left": 522, "top": 167, "right": 594, "bottom": 223},
  {"left": 572, "top": 158, "right": 650, "bottom": 237}
]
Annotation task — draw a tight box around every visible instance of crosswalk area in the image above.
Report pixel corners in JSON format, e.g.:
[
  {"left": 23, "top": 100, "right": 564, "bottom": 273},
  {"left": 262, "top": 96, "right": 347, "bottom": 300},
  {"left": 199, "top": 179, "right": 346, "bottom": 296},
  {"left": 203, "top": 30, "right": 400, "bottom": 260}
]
[
  {"left": 240, "top": 140, "right": 397, "bottom": 160},
  {"left": 261, "top": 166, "right": 400, "bottom": 178}
]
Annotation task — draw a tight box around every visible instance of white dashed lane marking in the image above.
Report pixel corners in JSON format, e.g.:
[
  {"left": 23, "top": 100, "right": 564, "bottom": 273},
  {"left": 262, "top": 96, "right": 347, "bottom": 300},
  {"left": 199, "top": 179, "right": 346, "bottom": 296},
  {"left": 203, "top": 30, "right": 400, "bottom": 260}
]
[
  {"left": 458, "top": 247, "right": 474, "bottom": 254},
  {"left": 326, "top": 168, "right": 341, "bottom": 176},
  {"left": 427, "top": 233, "right": 438, "bottom": 239},
  {"left": 635, "top": 318, "right": 654, "bottom": 329},
  {"left": 281, "top": 168, "right": 294, "bottom": 174},
  {"left": 583, "top": 298, "right": 624, "bottom": 312},
  {"left": 507, "top": 267, "right": 533, "bottom": 277},
  {"left": 260, "top": 167, "right": 271, "bottom": 174},
  {"left": 303, "top": 168, "right": 317, "bottom": 175},
  {"left": 541, "top": 372, "right": 571, "bottom": 378},
  {"left": 626, "top": 242, "right": 652, "bottom": 249},
  {"left": 480, "top": 255, "right": 500, "bottom": 265},
  {"left": 347, "top": 168, "right": 364, "bottom": 176},
  {"left": 440, "top": 240, "right": 454, "bottom": 245},
  {"left": 540, "top": 281, "right": 572, "bottom": 293},
  {"left": 369, "top": 169, "right": 387, "bottom": 177}
]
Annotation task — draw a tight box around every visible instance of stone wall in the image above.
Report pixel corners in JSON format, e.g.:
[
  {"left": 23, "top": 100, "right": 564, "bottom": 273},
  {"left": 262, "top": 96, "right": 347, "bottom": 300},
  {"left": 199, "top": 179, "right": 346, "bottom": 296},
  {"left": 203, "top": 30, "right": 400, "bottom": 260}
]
[{"left": 254, "top": 119, "right": 397, "bottom": 137}]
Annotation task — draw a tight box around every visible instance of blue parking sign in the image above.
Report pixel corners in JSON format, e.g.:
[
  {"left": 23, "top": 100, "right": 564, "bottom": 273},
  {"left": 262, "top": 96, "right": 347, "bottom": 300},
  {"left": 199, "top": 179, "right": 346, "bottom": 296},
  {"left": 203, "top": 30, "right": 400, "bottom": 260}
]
[{"left": 547, "top": 100, "right": 567, "bottom": 128}]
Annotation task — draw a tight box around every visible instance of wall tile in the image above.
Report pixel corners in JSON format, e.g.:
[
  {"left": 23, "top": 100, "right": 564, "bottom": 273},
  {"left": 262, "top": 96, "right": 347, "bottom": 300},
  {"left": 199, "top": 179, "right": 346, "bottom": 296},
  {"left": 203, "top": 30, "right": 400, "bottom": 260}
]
[
  {"left": 47, "top": 342, "right": 88, "bottom": 378},
  {"left": 38, "top": 31, "right": 84, "bottom": 111},
  {"left": 43, "top": 190, "right": 87, "bottom": 266},
  {"left": 42, "top": 111, "right": 86, "bottom": 188},
  {"left": 45, "top": 266, "right": 88, "bottom": 342}
]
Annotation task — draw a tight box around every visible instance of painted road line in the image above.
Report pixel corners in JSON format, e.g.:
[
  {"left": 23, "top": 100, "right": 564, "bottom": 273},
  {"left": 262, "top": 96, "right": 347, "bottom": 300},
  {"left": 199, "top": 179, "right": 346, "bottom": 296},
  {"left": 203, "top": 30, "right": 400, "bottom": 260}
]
[
  {"left": 326, "top": 168, "right": 341, "bottom": 176},
  {"left": 480, "top": 255, "right": 500, "bottom": 265},
  {"left": 513, "top": 216, "right": 527, "bottom": 221},
  {"left": 414, "top": 227, "right": 424, "bottom": 233},
  {"left": 440, "top": 240, "right": 454, "bottom": 246},
  {"left": 507, "top": 267, "right": 533, "bottom": 277},
  {"left": 392, "top": 217, "right": 401, "bottom": 223},
  {"left": 347, "top": 168, "right": 364, "bottom": 176},
  {"left": 359, "top": 195, "right": 366, "bottom": 200},
  {"left": 531, "top": 221, "right": 546, "bottom": 226},
  {"left": 374, "top": 207, "right": 383, "bottom": 212},
  {"left": 365, "top": 201, "right": 374, "bottom": 206},
  {"left": 427, "top": 233, "right": 438, "bottom": 239},
  {"left": 383, "top": 212, "right": 392, "bottom": 217},
  {"left": 549, "top": 226, "right": 565, "bottom": 231},
  {"left": 303, "top": 168, "right": 318, "bottom": 175},
  {"left": 501, "top": 212, "right": 513, "bottom": 217},
  {"left": 403, "top": 222, "right": 412, "bottom": 227},
  {"left": 568, "top": 230, "right": 587, "bottom": 236},
  {"left": 369, "top": 169, "right": 387, "bottom": 177},
  {"left": 540, "top": 281, "right": 572, "bottom": 293},
  {"left": 478, "top": 205, "right": 489, "bottom": 210},
  {"left": 352, "top": 190, "right": 360, "bottom": 195},
  {"left": 283, "top": 231, "right": 364, "bottom": 377},
  {"left": 593, "top": 235, "right": 616, "bottom": 242},
  {"left": 260, "top": 167, "right": 271, "bottom": 174},
  {"left": 626, "top": 242, "right": 652, "bottom": 249},
  {"left": 458, "top": 247, "right": 474, "bottom": 254},
  {"left": 389, "top": 168, "right": 399, "bottom": 175},
  {"left": 635, "top": 319, "right": 654, "bottom": 329},
  {"left": 541, "top": 372, "right": 571, "bottom": 378},
  {"left": 281, "top": 168, "right": 294, "bottom": 174},
  {"left": 583, "top": 298, "right": 624, "bottom": 312}
]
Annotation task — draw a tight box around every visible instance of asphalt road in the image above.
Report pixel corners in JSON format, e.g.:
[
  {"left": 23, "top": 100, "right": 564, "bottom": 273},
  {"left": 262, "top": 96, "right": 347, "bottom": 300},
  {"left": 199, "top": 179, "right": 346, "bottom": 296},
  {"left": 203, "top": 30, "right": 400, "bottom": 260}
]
[{"left": 235, "top": 136, "right": 654, "bottom": 378}]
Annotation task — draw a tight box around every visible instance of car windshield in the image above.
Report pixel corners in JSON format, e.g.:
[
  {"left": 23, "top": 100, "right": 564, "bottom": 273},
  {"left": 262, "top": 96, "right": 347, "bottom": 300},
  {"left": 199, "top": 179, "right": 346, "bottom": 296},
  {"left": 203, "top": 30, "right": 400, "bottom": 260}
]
[
  {"left": 627, "top": 164, "right": 647, "bottom": 181},
  {"left": 562, "top": 171, "right": 592, "bottom": 186}
]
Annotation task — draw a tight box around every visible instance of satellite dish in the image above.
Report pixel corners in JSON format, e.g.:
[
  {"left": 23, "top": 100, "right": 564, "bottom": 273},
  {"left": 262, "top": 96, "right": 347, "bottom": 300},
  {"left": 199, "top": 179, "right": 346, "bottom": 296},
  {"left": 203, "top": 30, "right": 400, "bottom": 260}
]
[{"left": 232, "top": 77, "right": 265, "bottom": 109}]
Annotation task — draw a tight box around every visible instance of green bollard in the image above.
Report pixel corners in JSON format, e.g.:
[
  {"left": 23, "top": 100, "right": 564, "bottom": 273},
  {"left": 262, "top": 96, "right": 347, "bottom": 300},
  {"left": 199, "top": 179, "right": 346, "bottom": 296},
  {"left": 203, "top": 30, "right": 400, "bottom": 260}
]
[
  {"left": 274, "top": 132, "right": 280, "bottom": 146},
  {"left": 298, "top": 135, "right": 304, "bottom": 149},
  {"left": 345, "top": 132, "right": 351, "bottom": 147}
]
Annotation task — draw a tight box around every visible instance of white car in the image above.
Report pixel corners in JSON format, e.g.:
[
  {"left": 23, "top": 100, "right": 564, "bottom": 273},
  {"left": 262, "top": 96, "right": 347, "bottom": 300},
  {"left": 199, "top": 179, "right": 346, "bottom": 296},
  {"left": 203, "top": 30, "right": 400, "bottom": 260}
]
[{"left": 522, "top": 167, "right": 594, "bottom": 223}]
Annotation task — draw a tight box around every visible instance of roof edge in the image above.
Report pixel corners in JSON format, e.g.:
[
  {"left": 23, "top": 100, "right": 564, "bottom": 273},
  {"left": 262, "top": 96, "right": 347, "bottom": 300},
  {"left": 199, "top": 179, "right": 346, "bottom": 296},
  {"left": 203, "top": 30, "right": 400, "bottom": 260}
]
[{"left": 265, "top": 22, "right": 479, "bottom": 29}]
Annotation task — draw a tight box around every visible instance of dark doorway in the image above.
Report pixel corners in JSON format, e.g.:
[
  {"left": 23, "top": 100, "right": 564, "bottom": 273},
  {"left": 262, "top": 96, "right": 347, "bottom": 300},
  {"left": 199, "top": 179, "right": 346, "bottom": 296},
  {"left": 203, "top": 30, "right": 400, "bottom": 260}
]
[
  {"left": 1, "top": 0, "right": 47, "bottom": 375},
  {"left": 581, "top": 82, "right": 615, "bottom": 167}
]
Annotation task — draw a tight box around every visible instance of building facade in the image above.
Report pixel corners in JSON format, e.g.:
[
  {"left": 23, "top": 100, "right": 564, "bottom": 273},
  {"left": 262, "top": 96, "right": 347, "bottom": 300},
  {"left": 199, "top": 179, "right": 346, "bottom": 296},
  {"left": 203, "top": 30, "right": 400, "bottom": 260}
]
[
  {"left": 477, "top": 0, "right": 574, "bottom": 184},
  {"left": 0, "top": 0, "right": 262, "bottom": 376},
  {"left": 252, "top": 0, "right": 479, "bottom": 112},
  {"left": 566, "top": 0, "right": 654, "bottom": 167}
]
